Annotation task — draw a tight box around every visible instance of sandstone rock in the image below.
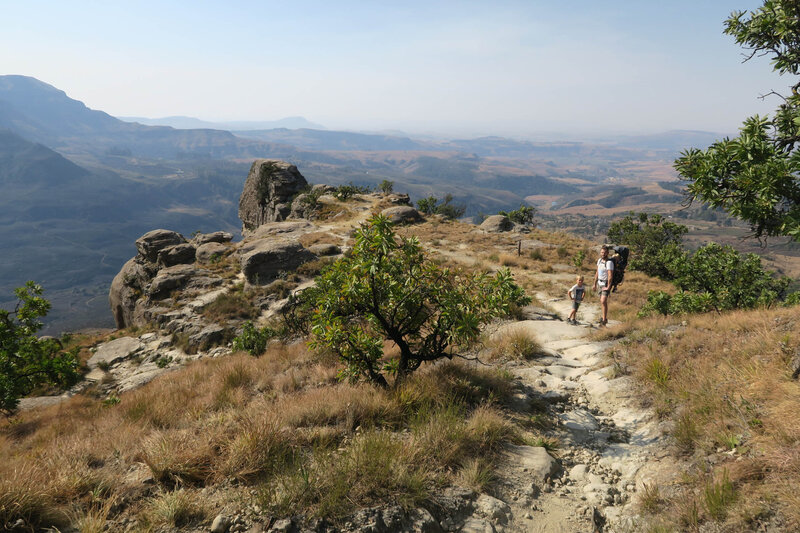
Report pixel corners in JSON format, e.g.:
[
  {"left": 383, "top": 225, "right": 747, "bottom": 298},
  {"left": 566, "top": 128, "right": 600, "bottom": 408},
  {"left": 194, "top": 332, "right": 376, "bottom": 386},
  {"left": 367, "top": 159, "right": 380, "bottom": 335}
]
[
  {"left": 460, "top": 517, "right": 497, "bottom": 533},
  {"left": 240, "top": 239, "right": 315, "bottom": 285},
  {"left": 211, "top": 514, "right": 230, "bottom": 533},
  {"left": 268, "top": 518, "right": 293, "bottom": 532},
  {"left": 157, "top": 243, "right": 196, "bottom": 267},
  {"left": 239, "top": 160, "right": 309, "bottom": 231},
  {"left": 311, "top": 183, "right": 335, "bottom": 193},
  {"left": 504, "top": 444, "right": 561, "bottom": 482},
  {"left": 188, "top": 325, "right": 226, "bottom": 350},
  {"left": 110, "top": 258, "right": 150, "bottom": 329},
  {"left": 88, "top": 337, "right": 142, "bottom": 369},
  {"left": 196, "top": 242, "right": 229, "bottom": 263},
  {"left": 193, "top": 231, "right": 234, "bottom": 245},
  {"left": 474, "top": 494, "right": 511, "bottom": 524},
  {"left": 307, "top": 243, "right": 341, "bottom": 256},
  {"left": 386, "top": 193, "right": 411, "bottom": 205},
  {"left": 148, "top": 264, "right": 196, "bottom": 297},
  {"left": 290, "top": 194, "right": 314, "bottom": 219},
  {"left": 381, "top": 205, "right": 423, "bottom": 224},
  {"left": 135, "top": 229, "right": 186, "bottom": 262},
  {"left": 247, "top": 221, "right": 315, "bottom": 241},
  {"left": 480, "top": 215, "right": 513, "bottom": 233}
]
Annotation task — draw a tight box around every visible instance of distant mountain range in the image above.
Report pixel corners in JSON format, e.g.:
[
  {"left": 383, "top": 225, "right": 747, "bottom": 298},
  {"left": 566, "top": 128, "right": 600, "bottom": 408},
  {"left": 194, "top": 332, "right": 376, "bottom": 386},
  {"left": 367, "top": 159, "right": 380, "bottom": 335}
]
[
  {"left": 120, "top": 115, "right": 326, "bottom": 131},
  {"left": 0, "top": 74, "right": 723, "bottom": 333}
]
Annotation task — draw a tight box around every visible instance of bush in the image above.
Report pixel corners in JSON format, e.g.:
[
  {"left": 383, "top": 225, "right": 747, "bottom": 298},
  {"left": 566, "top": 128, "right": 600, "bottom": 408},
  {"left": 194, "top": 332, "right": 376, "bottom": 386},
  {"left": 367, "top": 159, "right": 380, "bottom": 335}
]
[
  {"left": 232, "top": 321, "right": 280, "bottom": 356},
  {"left": 334, "top": 182, "right": 371, "bottom": 201},
  {"left": 0, "top": 282, "right": 80, "bottom": 414},
  {"left": 499, "top": 204, "right": 535, "bottom": 225},
  {"left": 639, "top": 243, "right": 789, "bottom": 316},
  {"left": 379, "top": 180, "right": 394, "bottom": 194},
  {"left": 416, "top": 194, "right": 466, "bottom": 219},
  {"left": 302, "top": 215, "right": 529, "bottom": 386}
]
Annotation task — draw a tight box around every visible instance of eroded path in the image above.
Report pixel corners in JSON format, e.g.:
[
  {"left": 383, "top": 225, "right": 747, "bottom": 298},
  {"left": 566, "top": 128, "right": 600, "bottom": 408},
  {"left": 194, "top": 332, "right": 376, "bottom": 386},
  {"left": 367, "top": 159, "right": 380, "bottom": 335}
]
[{"left": 478, "top": 296, "right": 669, "bottom": 533}]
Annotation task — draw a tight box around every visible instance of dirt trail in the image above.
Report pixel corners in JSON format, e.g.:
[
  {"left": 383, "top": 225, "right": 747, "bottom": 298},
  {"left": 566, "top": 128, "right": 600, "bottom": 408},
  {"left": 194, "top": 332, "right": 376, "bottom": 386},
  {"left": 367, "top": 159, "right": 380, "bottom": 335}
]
[{"left": 487, "top": 295, "right": 669, "bottom": 533}]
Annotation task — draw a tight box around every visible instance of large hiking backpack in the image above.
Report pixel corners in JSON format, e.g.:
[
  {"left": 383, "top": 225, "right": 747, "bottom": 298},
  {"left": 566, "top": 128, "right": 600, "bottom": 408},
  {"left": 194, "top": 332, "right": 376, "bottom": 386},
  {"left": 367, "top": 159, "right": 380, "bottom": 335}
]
[{"left": 609, "top": 245, "right": 629, "bottom": 292}]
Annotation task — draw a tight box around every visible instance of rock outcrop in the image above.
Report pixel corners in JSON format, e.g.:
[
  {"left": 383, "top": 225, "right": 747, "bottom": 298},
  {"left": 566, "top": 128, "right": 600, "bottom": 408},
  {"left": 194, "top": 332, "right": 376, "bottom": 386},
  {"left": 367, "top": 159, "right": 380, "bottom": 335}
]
[
  {"left": 239, "top": 239, "right": 316, "bottom": 285},
  {"left": 238, "top": 160, "right": 309, "bottom": 232},
  {"left": 480, "top": 214, "right": 513, "bottom": 232}
]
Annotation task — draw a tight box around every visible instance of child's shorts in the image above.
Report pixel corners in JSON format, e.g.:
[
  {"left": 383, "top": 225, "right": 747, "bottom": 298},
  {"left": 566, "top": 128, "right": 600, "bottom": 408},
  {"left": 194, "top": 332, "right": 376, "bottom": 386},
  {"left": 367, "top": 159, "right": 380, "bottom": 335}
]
[{"left": 572, "top": 301, "right": 581, "bottom": 311}]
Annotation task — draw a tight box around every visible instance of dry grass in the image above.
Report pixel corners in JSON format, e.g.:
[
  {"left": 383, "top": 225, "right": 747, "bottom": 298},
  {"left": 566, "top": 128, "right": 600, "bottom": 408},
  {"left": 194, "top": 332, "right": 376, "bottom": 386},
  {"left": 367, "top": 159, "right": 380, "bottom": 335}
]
[
  {"left": 299, "top": 231, "right": 342, "bottom": 247},
  {"left": 487, "top": 327, "right": 544, "bottom": 361},
  {"left": 618, "top": 306, "right": 800, "bottom": 530},
  {"left": 0, "top": 336, "right": 520, "bottom": 530}
]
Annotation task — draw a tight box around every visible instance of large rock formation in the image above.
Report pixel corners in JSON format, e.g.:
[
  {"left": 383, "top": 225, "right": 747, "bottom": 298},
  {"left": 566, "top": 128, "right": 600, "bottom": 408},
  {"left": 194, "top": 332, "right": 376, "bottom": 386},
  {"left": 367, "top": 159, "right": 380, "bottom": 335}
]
[
  {"left": 109, "top": 229, "right": 231, "bottom": 330},
  {"left": 238, "top": 160, "right": 308, "bottom": 232}
]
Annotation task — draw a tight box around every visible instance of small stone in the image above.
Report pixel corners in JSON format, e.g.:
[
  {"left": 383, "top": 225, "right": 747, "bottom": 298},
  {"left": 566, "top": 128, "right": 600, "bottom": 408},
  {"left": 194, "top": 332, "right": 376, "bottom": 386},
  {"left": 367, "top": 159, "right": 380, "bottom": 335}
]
[{"left": 211, "top": 514, "right": 230, "bottom": 533}]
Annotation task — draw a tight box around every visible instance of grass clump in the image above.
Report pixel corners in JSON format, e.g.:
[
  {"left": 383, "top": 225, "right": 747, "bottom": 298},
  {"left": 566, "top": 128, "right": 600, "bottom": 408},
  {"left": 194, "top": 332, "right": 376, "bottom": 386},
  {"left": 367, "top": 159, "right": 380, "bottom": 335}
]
[
  {"left": 145, "top": 489, "right": 205, "bottom": 528},
  {"left": 202, "top": 289, "right": 258, "bottom": 322},
  {"left": 488, "top": 327, "right": 543, "bottom": 361}
]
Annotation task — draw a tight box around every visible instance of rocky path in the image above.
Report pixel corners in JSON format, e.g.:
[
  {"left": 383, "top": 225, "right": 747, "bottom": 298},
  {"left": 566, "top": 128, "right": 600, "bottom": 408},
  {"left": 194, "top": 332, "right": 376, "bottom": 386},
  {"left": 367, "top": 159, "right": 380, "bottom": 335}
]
[{"left": 481, "top": 296, "right": 669, "bottom": 533}]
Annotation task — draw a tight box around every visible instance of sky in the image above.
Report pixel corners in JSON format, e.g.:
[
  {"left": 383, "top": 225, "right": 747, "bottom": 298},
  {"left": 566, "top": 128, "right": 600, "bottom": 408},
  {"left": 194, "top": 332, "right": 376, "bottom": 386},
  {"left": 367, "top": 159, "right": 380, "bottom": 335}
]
[{"left": 1, "top": 0, "right": 786, "bottom": 138}]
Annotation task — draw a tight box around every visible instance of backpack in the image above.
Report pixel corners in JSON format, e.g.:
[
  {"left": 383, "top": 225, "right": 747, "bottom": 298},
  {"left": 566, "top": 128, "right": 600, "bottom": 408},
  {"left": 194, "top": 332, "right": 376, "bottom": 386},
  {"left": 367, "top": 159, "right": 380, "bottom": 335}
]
[{"left": 608, "top": 245, "right": 629, "bottom": 292}]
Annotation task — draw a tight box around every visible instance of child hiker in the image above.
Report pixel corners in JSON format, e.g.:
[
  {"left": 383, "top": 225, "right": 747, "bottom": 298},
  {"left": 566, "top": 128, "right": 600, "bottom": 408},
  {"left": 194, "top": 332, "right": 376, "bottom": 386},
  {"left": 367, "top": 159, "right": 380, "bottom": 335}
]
[{"left": 567, "top": 275, "right": 585, "bottom": 325}]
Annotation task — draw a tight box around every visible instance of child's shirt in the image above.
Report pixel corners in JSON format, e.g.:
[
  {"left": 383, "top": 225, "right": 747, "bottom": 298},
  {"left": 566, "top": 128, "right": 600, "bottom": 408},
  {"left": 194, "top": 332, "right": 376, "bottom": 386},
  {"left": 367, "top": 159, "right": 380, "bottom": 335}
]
[{"left": 569, "top": 284, "right": 585, "bottom": 302}]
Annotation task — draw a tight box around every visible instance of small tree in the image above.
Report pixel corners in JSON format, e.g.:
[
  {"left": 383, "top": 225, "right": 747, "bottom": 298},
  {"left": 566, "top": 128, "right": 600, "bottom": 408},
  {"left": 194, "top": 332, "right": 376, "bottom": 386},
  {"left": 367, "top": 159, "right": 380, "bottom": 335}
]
[
  {"left": 379, "top": 180, "right": 394, "bottom": 194},
  {"left": 304, "top": 215, "right": 529, "bottom": 386},
  {"left": 0, "top": 282, "right": 80, "bottom": 414}
]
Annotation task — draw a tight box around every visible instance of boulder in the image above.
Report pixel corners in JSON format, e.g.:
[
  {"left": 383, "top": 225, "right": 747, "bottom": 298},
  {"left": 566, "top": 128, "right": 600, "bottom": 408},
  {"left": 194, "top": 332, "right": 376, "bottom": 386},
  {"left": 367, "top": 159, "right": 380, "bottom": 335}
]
[
  {"left": 135, "top": 229, "right": 186, "bottom": 262},
  {"left": 157, "top": 243, "right": 196, "bottom": 267},
  {"left": 148, "top": 264, "right": 196, "bottom": 297},
  {"left": 474, "top": 494, "right": 511, "bottom": 525},
  {"left": 290, "top": 193, "right": 315, "bottom": 219},
  {"left": 240, "top": 240, "right": 315, "bottom": 285},
  {"left": 192, "top": 231, "right": 233, "bottom": 245},
  {"left": 238, "top": 160, "right": 309, "bottom": 231},
  {"left": 196, "top": 242, "right": 229, "bottom": 263},
  {"left": 381, "top": 206, "right": 423, "bottom": 224},
  {"left": 87, "top": 337, "right": 142, "bottom": 369},
  {"left": 480, "top": 215, "right": 513, "bottom": 233},
  {"left": 307, "top": 243, "right": 341, "bottom": 256},
  {"left": 504, "top": 444, "right": 561, "bottom": 482}
]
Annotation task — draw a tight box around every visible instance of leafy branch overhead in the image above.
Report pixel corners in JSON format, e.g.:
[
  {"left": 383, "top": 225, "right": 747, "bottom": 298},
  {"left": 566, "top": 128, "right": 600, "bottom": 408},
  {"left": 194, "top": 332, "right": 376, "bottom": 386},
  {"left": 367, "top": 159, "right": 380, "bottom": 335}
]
[
  {"left": 675, "top": 1, "right": 800, "bottom": 240},
  {"left": 295, "top": 215, "right": 530, "bottom": 387}
]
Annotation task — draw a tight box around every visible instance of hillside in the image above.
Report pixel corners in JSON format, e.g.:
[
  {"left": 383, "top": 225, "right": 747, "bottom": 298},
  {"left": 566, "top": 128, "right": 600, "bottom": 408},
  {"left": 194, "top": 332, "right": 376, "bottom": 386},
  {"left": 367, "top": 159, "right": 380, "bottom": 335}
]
[{"left": 3, "top": 163, "right": 797, "bottom": 532}]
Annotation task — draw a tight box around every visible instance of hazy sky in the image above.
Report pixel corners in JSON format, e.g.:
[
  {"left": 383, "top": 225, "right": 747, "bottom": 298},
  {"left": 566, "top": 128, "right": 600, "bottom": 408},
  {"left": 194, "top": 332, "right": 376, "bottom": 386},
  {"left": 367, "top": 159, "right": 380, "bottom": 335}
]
[{"left": 1, "top": 0, "right": 785, "bottom": 137}]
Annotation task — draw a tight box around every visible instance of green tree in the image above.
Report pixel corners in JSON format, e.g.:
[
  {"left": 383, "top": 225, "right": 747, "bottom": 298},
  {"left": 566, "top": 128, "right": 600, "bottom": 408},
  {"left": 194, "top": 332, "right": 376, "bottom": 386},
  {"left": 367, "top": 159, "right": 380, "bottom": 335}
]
[
  {"left": 0, "top": 282, "right": 80, "bottom": 414},
  {"left": 303, "top": 215, "right": 529, "bottom": 387},
  {"left": 379, "top": 180, "right": 394, "bottom": 194},
  {"left": 607, "top": 212, "right": 688, "bottom": 280},
  {"left": 675, "top": 1, "right": 800, "bottom": 240}
]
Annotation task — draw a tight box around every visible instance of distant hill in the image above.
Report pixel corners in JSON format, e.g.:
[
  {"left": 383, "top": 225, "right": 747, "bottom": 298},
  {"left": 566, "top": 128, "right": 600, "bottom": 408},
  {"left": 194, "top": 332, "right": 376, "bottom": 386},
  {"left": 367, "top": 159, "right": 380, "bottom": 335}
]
[
  {"left": 120, "top": 115, "right": 326, "bottom": 131},
  {"left": 233, "top": 128, "right": 434, "bottom": 151},
  {"left": 0, "top": 128, "right": 88, "bottom": 184},
  {"left": 0, "top": 75, "right": 270, "bottom": 159}
]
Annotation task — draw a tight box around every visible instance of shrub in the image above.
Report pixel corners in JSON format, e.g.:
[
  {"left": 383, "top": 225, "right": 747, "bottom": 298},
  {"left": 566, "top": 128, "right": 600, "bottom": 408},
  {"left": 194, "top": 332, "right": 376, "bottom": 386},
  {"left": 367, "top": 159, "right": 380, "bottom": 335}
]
[
  {"left": 302, "top": 215, "right": 529, "bottom": 387},
  {"left": 232, "top": 321, "right": 280, "bottom": 356},
  {"left": 499, "top": 204, "right": 535, "bottom": 225},
  {"left": 416, "top": 194, "right": 466, "bottom": 219},
  {"left": 0, "top": 282, "right": 80, "bottom": 414},
  {"left": 334, "top": 182, "right": 371, "bottom": 201},
  {"left": 639, "top": 243, "right": 789, "bottom": 316},
  {"left": 379, "top": 180, "right": 394, "bottom": 194}
]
